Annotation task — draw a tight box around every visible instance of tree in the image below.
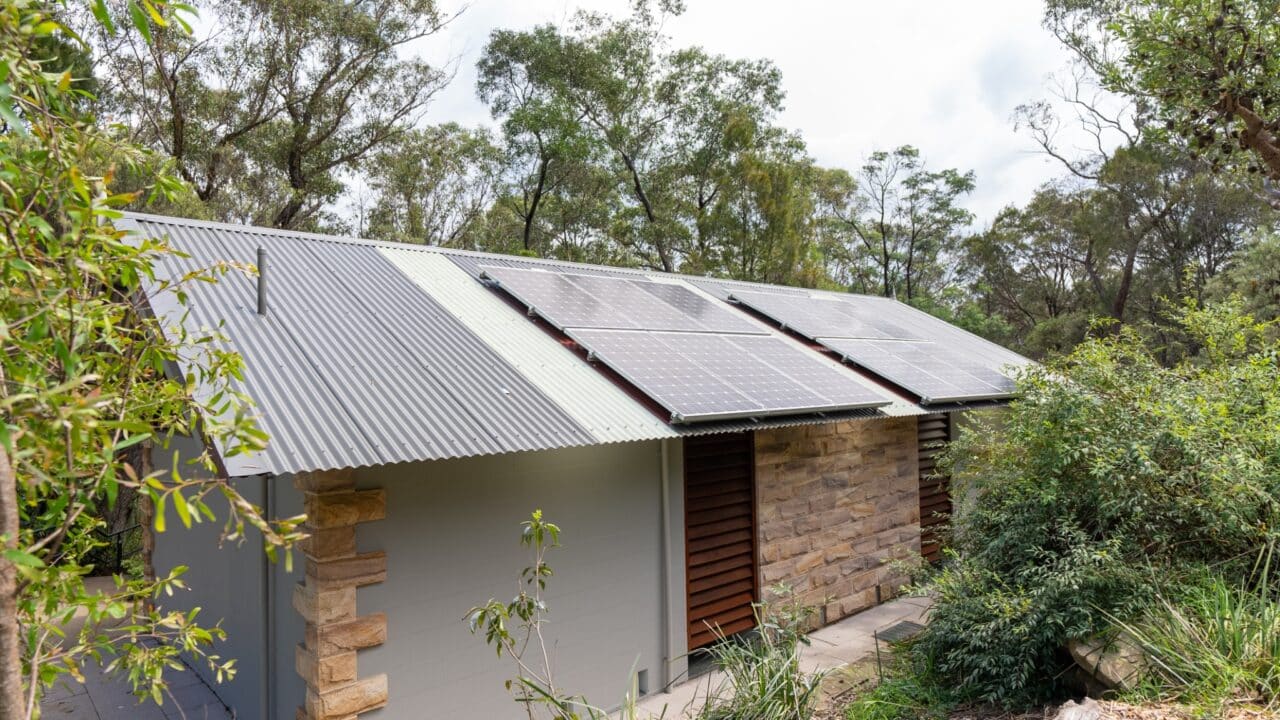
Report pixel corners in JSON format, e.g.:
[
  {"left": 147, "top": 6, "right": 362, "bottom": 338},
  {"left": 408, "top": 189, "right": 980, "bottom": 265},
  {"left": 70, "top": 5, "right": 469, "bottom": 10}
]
[
  {"left": 362, "top": 124, "right": 503, "bottom": 247},
  {"left": 0, "top": 3, "right": 302, "bottom": 717},
  {"left": 476, "top": 1, "right": 788, "bottom": 273},
  {"left": 1045, "top": 0, "right": 1280, "bottom": 207},
  {"left": 94, "top": 0, "right": 454, "bottom": 229},
  {"left": 830, "top": 146, "right": 975, "bottom": 301},
  {"left": 477, "top": 26, "right": 607, "bottom": 256}
]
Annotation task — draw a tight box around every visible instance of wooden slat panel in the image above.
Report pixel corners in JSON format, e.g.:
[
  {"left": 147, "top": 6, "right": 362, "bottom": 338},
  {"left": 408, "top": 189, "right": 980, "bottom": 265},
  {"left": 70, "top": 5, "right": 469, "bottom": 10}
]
[
  {"left": 687, "top": 528, "right": 752, "bottom": 555},
  {"left": 690, "top": 616, "right": 756, "bottom": 648},
  {"left": 689, "top": 541, "right": 753, "bottom": 568},
  {"left": 687, "top": 490, "right": 753, "bottom": 512},
  {"left": 918, "top": 415, "right": 952, "bottom": 565},
  {"left": 688, "top": 578, "right": 754, "bottom": 610},
  {"left": 685, "top": 432, "right": 757, "bottom": 650}
]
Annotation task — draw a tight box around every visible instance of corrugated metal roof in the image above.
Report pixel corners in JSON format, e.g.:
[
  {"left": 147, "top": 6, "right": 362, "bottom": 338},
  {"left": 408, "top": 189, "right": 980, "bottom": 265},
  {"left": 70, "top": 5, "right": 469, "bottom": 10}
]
[
  {"left": 123, "top": 214, "right": 595, "bottom": 476},
  {"left": 123, "top": 212, "right": 1023, "bottom": 477},
  {"left": 380, "top": 249, "right": 681, "bottom": 444}
]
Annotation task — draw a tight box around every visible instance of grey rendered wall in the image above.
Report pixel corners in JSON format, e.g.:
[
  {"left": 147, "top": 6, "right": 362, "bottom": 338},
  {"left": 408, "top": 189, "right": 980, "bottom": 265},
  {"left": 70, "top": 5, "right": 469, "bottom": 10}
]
[
  {"left": 353, "top": 441, "right": 670, "bottom": 719},
  {"left": 269, "top": 477, "right": 307, "bottom": 720},
  {"left": 153, "top": 435, "right": 268, "bottom": 717}
]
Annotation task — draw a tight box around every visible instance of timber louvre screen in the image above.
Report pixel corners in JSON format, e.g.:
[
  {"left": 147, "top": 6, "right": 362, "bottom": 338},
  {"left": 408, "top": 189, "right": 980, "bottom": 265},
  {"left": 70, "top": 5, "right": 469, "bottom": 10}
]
[
  {"left": 917, "top": 414, "right": 952, "bottom": 564},
  {"left": 684, "top": 432, "right": 758, "bottom": 650}
]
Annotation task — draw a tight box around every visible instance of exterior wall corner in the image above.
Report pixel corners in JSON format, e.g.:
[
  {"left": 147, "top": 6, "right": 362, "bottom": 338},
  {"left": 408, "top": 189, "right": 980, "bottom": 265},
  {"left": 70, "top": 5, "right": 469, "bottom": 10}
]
[{"left": 293, "top": 470, "right": 388, "bottom": 719}]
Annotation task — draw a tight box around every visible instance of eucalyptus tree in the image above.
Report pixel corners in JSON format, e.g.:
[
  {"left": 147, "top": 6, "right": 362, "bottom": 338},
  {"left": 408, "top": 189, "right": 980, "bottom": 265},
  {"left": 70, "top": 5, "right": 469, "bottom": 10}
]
[
  {"left": 477, "top": 26, "right": 607, "bottom": 255},
  {"left": 94, "top": 0, "right": 455, "bottom": 229},
  {"left": 362, "top": 124, "right": 504, "bottom": 247},
  {"left": 1045, "top": 0, "right": 1280, "bottom": 207},
  {"left": 826, "top": 146, "right": 975, "bottom": 301},
  {"left": 477, "top": 0, "right": 788, "bottom": 273}
]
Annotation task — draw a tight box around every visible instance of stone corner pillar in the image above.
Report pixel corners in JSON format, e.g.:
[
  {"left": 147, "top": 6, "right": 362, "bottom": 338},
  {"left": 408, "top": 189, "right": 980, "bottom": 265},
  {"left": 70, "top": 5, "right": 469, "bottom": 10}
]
[{"left": 292, "top": 469, "right": 388, "bottom": 719}]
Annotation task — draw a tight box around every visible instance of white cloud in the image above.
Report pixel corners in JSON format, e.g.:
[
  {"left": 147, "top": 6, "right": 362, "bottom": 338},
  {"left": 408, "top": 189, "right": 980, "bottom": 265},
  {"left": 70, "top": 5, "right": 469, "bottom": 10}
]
[{"left": 412, "top": 0, "right": 1100, "bottom": 226}]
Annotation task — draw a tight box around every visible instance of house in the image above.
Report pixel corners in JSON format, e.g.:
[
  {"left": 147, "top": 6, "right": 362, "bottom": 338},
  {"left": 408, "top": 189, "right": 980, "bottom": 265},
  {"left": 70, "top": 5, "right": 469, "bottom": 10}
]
[{"left": 121, "top": 212, "right": 1030, "bottom": 720}]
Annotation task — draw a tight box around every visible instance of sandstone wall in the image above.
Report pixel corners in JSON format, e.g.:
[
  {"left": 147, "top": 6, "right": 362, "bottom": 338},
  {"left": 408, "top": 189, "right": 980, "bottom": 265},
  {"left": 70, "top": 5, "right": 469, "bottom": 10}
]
[{"left": 755, "top": 417, "right": 921, "bottom": 624}]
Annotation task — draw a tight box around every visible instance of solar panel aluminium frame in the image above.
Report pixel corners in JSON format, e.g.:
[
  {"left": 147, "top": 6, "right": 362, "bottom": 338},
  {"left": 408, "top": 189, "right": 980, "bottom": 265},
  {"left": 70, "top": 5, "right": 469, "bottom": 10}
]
[{"left": 566, "top": 328, "right": 891, "bottom": 424}]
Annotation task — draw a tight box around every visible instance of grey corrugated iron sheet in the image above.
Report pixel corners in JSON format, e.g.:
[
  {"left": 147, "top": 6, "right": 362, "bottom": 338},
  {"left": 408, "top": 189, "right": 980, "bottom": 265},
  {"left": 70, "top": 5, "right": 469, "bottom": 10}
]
[
  {"left": 123, "top": 214, "right": 596, "bottom": 476},
  {"left": 123, "top": 212, "right": 1021, "bottom": 477}
]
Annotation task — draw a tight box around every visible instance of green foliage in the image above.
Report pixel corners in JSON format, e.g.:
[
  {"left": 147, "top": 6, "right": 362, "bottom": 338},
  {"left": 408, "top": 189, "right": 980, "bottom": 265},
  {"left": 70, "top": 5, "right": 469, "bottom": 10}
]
[
  {"left": 1046, "top": 0, "right": 1280, "bottom": 200},
  {"left": 1206, "top": 229, "right": 1280, "bottom": 338},
  {"left": 693, "top": 585, "right": 826, "bottom": 720},
  {"left": 842, "top": 650, "right": 953, "bottom": 720},
  {"left": 911, "top": 298, "right": 1280, "bottom": 708},
  {"left": 1118, "top": 562, "right": 1280, "bottom": 712},
  {"left": 0, "top": 1, "right": 303, "bottom": 714}
]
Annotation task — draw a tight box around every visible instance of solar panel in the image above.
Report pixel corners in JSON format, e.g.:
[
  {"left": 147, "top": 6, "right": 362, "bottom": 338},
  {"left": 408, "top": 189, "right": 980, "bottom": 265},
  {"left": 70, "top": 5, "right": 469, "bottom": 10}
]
[
  {"left": 568, "top": 329, "right": 889, "bottom": 422},
  {"left": 726, "top": 288, "right": 1026, "bottom": 404},
  {"left": 730, "top": 290, "right": 926, "bottom": 340},
  {"left": 481, "top": 265, "right": 767, "bottom": 335},
  {"left": 480, "top": 264, "right": 640, "bottom": 330},
  {"left": 818, "top": 338, "right": 1016, "bottom": 404}
]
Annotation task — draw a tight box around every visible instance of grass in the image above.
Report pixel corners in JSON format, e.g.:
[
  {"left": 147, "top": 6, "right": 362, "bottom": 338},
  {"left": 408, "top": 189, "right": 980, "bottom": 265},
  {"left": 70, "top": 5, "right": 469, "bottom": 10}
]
[
  {"left": 1118, "top": 572, "right": 1280, "bottom": 714},
  {"left": 692, "top": 588, "right": 827, "bottom": 720}
]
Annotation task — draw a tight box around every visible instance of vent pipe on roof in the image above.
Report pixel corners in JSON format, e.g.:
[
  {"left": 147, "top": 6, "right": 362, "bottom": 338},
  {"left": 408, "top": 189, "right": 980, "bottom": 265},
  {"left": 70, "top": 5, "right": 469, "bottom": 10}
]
[{"left": 256, "top": 247, "right": 268, "bottom": 316}]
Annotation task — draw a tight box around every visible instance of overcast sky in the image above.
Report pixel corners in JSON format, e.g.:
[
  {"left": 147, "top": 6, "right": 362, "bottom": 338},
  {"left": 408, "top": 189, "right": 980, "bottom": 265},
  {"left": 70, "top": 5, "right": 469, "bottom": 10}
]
[{"left": 411, "top": 0, "right": 1092, "bottom": 227}]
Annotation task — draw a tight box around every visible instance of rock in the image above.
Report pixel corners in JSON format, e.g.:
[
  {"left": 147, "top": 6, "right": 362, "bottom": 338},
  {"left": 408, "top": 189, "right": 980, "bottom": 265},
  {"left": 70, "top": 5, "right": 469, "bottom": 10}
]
[
  {"left": 1068, "top": 633, "right": 1149, "bottom": 692},
  {"left": 1054, "top": 697, "right": 1103, "bottom": 720}
]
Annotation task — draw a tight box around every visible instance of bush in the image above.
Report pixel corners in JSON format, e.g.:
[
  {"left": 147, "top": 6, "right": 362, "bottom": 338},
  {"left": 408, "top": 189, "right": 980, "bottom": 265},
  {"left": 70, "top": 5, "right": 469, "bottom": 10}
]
[{"left": 910, "top": 299, "right": 1280, "bottom": 708}]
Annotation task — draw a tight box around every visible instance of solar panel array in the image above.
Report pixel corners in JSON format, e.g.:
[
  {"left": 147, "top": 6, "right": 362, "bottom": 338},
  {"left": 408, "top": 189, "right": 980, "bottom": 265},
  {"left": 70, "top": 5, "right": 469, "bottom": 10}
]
[
  {"left": 480, "top": 265, "right": 763, "bottom": 334},
  {"left": 480, "top": 265, "right": 891, "bottom": 423},
  {"left": 729, "top": 290, "right": 1025, "bottom": 404}
]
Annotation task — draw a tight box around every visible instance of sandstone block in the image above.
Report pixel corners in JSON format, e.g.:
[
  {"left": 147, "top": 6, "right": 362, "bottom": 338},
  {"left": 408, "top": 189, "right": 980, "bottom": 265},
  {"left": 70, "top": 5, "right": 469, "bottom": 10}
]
[
  {"left": 293, "top": 583, "right": 357, "bottom": 625},
  {"left": 305, "top": 490, "right": 386, "bottom": 529},
  {"left": 307, "top": 551, "right": 387, "bottom": 588},
  {"left": 293, "top": 469, "right": 356, "bottom": 494},
  {"left": 305, "top": 675, "right": 388, "bottom": 718},
  {"left": 306, "top": 613, "right": 387, "bottom": 656}
]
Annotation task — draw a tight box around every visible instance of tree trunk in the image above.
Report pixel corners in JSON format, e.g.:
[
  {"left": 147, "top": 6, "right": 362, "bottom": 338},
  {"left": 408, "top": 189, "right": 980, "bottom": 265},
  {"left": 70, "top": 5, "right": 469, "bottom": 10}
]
[{"left": 0, "top": 444, "right": 25, "bottom": 720}]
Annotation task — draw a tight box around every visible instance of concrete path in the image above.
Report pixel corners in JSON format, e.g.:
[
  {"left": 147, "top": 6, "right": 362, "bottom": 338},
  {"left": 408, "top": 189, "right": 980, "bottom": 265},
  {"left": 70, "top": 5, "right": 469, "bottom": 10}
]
[
  {"left": 37, "top": 576, "right": 232, "bottom": 720},
  {"left": 631, "top": 594, "right": 933, "bottom": 719}
]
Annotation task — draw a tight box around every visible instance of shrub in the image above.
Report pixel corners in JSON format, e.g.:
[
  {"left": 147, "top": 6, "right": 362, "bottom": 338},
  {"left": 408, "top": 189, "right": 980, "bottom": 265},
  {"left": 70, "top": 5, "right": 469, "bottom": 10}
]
[{"left": 911, "top": 299, "right": 1280, "bottom": 707}]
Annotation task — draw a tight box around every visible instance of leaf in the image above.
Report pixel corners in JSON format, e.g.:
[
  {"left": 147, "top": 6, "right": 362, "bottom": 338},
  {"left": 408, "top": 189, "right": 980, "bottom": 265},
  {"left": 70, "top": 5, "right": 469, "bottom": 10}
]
[
  {"left": 110, "top": 434, "right": 150, "bottom": 453},
  {"left": 173, "top": 491, "right": 191, "bottom": 529},
  {"left": 154, "top": 494, "right": 167, "bottom": 533},
  {"left": 91, "top": 0, "right": 118, "bottom": 35},
  {"left": 127, "top": 1, "right": 153, "bottom": 44},
  {"left": 2, "top": 549, "right": 44, "bottom": 568}
]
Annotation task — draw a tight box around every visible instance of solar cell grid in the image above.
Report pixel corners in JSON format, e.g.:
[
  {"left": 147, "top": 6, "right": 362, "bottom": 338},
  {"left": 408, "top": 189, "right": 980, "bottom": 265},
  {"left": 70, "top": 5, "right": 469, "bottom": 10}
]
[
  {"left": 638, "top": 282, "right": 765, "bottom": 335},
  {"left": 819, "top": 337, "right": 1016, "bottom": 403},
  {"left": 568, "top": 329, "right": 889, "bottom": 422},
  {"left": 566, "top": 329, "right": 759, "bottom": 418},
  {"left": 730, "top": 290, "right": 911, "bottom": 340},
  {"left": 480, "top": 265, "right": 639, "bottom": 330},
  {"left": 481, "top": 265, "right": 768, "bottom": 335}
]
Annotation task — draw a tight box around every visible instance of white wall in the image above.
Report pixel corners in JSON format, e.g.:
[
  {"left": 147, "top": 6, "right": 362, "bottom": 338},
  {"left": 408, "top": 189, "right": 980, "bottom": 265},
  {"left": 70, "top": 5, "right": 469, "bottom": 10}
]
[{"left": 354, "top": 441, "right": 670, "bottom": 719}]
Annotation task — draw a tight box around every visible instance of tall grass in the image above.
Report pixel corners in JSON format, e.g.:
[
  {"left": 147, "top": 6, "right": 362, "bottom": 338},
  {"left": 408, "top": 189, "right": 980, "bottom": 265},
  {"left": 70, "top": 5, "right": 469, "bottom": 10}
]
[
  {"left": 1119, "top": 555, "right": 1280, "bottom": 711},
  {"left": 694, "top": 589, "right": 826, "bottom": 720}
]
